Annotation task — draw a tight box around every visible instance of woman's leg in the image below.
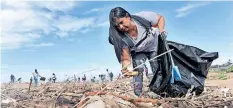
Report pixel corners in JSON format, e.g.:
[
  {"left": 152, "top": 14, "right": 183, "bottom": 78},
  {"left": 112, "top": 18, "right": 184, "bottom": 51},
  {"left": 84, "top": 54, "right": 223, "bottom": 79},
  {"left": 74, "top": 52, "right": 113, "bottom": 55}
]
[
  {"left": 147, "top": 51, "right": 163, "bottom": 88},
  {"left": 132, "top": 53, "right": 147, "bottom": 96},
  {"left": 34, "top": 77, "right": 38, "bottom": 87}
]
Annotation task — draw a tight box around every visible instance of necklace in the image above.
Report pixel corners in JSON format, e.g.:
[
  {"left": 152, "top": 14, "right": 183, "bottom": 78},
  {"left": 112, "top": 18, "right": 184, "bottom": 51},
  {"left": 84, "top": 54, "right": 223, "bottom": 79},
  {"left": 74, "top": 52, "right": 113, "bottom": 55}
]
[{"left": 133, "top": 37, "right": 137, "bottom": 40}]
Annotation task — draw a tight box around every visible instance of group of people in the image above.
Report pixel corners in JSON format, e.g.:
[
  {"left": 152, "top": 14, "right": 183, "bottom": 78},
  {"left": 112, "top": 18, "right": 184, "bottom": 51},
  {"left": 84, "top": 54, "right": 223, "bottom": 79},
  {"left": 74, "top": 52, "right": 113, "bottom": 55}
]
[
  {"left": 31, "top": 69, "right": 57, "bottom": 87},
  {"left": 98, "top": 69, "right": 114, "bottom": 82},
  {"left": 10, "top": 74, "right": 21, "bottom": 83},
  {"left": 10, "top": 64, "right": 147, "bottom": 87},
  {"left": 86, "top": 69, "right": 115, "bottom": 83},
  {"left": 73, "top": 74, "right": 85, "bottom": 82}
]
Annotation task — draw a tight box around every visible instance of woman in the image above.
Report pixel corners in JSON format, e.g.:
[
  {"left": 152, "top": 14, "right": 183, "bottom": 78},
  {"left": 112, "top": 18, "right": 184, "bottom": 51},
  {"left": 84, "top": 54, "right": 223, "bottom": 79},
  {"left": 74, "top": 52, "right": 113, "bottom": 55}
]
[{"left": 109, "top": 7, "right": 166, "bottom": 96}]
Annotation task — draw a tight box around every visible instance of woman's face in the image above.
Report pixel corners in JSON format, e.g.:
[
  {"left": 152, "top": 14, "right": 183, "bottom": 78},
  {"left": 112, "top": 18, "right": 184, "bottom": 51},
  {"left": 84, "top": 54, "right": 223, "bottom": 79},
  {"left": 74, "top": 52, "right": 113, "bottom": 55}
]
[{"left": 115, "top": 16, "right": 132, "bottom": 32}]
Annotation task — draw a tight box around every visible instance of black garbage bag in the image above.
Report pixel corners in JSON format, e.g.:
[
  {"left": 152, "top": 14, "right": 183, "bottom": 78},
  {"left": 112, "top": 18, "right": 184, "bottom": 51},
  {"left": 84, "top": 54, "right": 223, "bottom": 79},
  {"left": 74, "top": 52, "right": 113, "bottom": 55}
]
[
  {"left": 40, "top": 77, "right": 46, "bottom": 81},
  {"left": 149, "top": 35, "right": 218, "bottom": 97}
]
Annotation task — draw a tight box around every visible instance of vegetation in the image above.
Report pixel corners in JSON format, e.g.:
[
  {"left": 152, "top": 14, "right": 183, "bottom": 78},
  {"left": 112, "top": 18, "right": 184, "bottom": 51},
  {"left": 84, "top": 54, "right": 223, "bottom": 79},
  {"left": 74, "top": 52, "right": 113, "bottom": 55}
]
[
  {"left": 226, "top": 66, "right": 233, "bottom": 73},
  {"left": 217, "top": 72, "right": 228, "bottom": 80}
]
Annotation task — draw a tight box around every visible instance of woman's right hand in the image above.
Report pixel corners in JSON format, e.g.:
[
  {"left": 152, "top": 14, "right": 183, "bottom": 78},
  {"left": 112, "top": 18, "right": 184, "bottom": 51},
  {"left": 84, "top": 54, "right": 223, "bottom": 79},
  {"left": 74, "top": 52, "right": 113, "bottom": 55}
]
[
  {"left": 121, "top": 65, "right": 129, "bottom": 75},
  {"left": 121, "top": 64, "right": 134, "bottom": 77}
]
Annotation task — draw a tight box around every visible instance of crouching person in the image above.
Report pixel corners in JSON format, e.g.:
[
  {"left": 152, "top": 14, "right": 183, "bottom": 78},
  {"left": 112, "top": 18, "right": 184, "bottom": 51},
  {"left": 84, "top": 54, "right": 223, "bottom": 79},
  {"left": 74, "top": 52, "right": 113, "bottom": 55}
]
[{"left": 108, "top": 7, "right": 166, "bottom": 96}]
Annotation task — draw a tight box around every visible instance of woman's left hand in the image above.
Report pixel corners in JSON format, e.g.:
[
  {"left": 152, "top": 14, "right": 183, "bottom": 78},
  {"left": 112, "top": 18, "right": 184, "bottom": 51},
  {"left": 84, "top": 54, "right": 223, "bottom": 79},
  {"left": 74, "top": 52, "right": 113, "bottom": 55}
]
[{"left": 160, "top": 29, "right": 167, "bottom": 35}]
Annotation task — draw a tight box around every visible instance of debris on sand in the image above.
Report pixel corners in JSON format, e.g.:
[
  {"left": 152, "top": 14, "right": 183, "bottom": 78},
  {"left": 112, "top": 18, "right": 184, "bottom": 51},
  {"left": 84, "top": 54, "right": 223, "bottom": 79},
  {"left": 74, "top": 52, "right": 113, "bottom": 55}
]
[{"left": 1, "top": 78, "right": 233, "bottom": 108}]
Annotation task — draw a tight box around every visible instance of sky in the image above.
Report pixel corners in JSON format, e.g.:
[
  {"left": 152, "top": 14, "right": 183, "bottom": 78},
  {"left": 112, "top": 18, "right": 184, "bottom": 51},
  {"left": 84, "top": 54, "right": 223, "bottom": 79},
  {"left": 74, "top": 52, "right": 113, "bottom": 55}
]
[{"left": 1, "top": 1, "right": 233, "bottom": 83}]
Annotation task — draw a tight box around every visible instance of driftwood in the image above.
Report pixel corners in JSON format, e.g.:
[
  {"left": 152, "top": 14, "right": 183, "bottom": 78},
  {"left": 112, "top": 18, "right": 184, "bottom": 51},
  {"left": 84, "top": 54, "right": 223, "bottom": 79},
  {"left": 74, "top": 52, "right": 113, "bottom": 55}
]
[
  {"left": 76, "top": 98, "right": 90, "bottom": 108},
  {"left": 86, "top": 91, "right": 158, "bottom": 104},
  {"left": 1, "top": 77, "right": 233, "bottom": 108}
]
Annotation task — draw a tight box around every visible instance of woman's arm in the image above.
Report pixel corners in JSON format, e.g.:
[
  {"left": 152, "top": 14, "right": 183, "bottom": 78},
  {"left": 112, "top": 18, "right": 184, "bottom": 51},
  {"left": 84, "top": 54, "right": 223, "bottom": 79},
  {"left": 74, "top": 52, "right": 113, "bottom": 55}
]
[
  {"left": 121, "top": 48, "right": 132, "bottom": 73},
  {"left": 156, "top": 14, "right": 165, "bottom": 34}
]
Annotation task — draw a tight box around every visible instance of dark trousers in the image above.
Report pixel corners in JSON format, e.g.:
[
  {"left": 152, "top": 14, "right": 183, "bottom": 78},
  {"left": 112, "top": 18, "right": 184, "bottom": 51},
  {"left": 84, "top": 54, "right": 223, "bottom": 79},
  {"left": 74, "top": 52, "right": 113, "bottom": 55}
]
[
  {"left": 132, "top": 51, "right": 158, "bottom": 96},
  {"left": 52, "top": 79, "right": 56, "bottom": 83}
]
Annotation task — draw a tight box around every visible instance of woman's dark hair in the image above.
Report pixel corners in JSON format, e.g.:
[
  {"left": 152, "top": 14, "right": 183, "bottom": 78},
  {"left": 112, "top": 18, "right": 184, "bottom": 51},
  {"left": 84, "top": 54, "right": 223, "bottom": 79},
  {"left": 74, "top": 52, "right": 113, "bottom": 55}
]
[{"left": 109, "top": 7, "right": 131, "bottom": 28}]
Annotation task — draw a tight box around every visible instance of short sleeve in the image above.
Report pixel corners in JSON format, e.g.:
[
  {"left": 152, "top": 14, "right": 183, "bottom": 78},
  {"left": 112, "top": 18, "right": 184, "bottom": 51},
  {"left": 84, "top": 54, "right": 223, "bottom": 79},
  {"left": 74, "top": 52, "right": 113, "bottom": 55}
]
[{"left": 134, "top": 11, "right": 159, "bottom": 25}]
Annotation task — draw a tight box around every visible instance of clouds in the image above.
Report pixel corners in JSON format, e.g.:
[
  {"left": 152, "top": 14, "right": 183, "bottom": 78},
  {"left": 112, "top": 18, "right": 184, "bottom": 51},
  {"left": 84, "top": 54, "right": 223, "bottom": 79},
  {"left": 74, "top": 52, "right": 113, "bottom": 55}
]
[
  {"left": 54, "top": 15, "right": 96, "bottom": 37},
  {"left": 84, "top": 7, "right": 111, "bottom": 14},
  {"left": 0, "top": 1, "right": 112, "bottom": 82},
  {"left": 35, "top": 1, "right": 77, "bottom": 12},
  {"left": 1, "top": 5, "right": 49, "bottom": 49},
  {"left": 1, "top": 1, "right": 77, "bottom": 50},
  {"left": 97, "top": 20, "right": 109, "bottom": 27},
  {"left": 1, "top": 1, "right": 109, "bottom": 50},
  {"left": 27, "top": 42, "right": 55, "bottom": 48},
  {"left": 1, "top": 64, "right": 9, "bottom": 69},
  {"left": 175, "top": 2, "right": 211, "bottom": 18},
  {"left": 85, "top": 8, "right": 105, "bottom": 14}
]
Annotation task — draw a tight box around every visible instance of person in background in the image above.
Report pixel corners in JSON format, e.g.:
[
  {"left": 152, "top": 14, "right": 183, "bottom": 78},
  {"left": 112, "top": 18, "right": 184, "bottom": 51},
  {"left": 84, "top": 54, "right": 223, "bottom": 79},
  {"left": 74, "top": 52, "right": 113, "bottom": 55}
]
[
  {"left": 106, "top": 69, "right": 114, "bottom": 81},
  {"left": 82, "top": 74, "right": 86, "bottom": 82},
  {"left": 103, "top": 74, "right": 106, "bottom": 82},
  {"left": 91, "top": 76, "right": 96, "bottom": 82},
  {"left": 99, "top": 74, "right": 105, "bottom": 82},
  {"left": 52, "top": 73, "right": 57, "bottom": 83},
  {"left": 109, "top": 71, "right": 114, "bottom": 81},
  {"left": 74, "top": 75, "right": 77, "bottom": 82},
  {"left": 78, "top": 77, "right": 80, "bottom": 82},
  {"left": 48, "top": 77, "right": 52, "bottom": 83},
  {"left": 10, "top": 74, "right": 15, "bottom": 83},
  {"left": 32, "top": 69, "right": 41, "bottom": 87}
]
